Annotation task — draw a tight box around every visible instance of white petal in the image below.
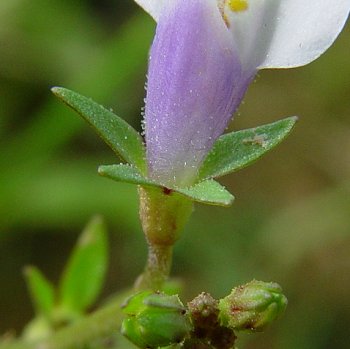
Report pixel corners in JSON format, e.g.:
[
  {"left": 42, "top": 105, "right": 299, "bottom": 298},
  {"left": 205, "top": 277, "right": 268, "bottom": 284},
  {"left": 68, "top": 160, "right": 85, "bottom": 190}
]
[
  {"left": 134, "top": 0, "right": 221, "bottom": 21},
  {"left": 224, "top": 0, "right": 272, "bottom": 71},
  {"left": 224, "top": 0, "right": 350, "bottom": 70},
  {"left": 133, "top": 0, "right": 168, "bottom": 20}
]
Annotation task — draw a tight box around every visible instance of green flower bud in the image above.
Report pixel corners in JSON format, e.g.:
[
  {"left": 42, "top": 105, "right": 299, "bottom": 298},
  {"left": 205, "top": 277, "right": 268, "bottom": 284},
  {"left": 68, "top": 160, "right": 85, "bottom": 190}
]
[
  {"left": 218, "top": 280, "right": 287, "bottom": 333},
  {"left": 121, "top": 291, "right": 192, "bottom": 348},
  {"left": 121, "top": 317, "right": 149, "bottom": 349}
]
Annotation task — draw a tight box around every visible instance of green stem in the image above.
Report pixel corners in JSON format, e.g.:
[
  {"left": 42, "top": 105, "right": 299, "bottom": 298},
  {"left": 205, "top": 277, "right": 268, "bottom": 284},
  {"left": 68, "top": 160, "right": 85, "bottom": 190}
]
[
  {"left": 136, "top": 244, "right": 173, "bottom": 290},
  {"left": 0, "top": 290, "right": 130, "bottom": 349},
  {"left": 137, "top": 186, "right": 193, "bottom": 290}
]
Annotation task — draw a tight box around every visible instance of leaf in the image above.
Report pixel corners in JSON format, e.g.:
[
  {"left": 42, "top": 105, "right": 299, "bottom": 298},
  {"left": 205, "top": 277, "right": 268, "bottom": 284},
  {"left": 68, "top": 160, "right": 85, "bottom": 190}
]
[
  {"left": 24, "top": 266, "right": 55, "bottom": 317},
  {"left": 99, "top": 164, "right": 234, "bottom": 206},
  {"left": 198, "top": 116, "right": 298, "bottom": 180},
  {"left": 98, "top": 164, "right": 157, "bottom": 187},
  {"left": 59, "top": 216, "right": 108, "bottom": 313},
  {"left": 175, "top": 180, "right": 234, "bottom": 207},
  {"left": 51, "top": 87, "right": 146, "bottom": 173}
]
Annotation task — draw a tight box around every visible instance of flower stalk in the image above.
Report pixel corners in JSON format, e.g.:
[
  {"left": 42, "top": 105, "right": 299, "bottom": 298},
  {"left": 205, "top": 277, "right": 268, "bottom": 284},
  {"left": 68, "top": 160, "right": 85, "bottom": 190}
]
[
  {"left": 136, "top": 244, "right": 173, "bottom": 291},
  {"left": 136, "top": 186, "right": 193, "bottom": 290}
]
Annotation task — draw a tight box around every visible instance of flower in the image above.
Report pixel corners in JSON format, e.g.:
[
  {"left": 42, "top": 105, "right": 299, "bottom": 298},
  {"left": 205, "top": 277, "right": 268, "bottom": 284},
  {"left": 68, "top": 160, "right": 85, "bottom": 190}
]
[{"left": 136, "top": 0, "right": 350, "bottom": 187}]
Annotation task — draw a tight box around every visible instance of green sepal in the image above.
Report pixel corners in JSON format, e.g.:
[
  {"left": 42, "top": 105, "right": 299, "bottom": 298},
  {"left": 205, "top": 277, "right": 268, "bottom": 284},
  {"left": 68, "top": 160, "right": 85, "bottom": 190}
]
[
  {"left": 99, "top": 164, "right": 155, "bottom": 187},
  {"left": 137, "top": 309, "right": 191, "bottom": 348},
  {"left": 198, "top": 116, "right": 298, "bottom": 180},
  {"left": 122, "top": 291, "right": 154, "bottom": 315},
  {"left": 143, "top": 294, "right": 186, "bottom": 311},
  {"left": 58, "top": 216, "right": 108, "bottom": 313},
  {"left": 99, "top": 164, "right": 234, "bottom": 207},
  {"left": 51, "top": 87, "right": 146, "bottom": 173},
  {"left": 177, "top": 180, "right": 234, "bottom": 207},
  {"left": 122, "top": 291, "right": 186, "bottom": 316},
  {"left": 23, "top": 266, "right": 55, "bottom": 318},
  {"left": 121, "top": 292, "right": 192, "bottom": 349},
  {"left": 121, "top": 317, "right": 149, "bottom": 348}
]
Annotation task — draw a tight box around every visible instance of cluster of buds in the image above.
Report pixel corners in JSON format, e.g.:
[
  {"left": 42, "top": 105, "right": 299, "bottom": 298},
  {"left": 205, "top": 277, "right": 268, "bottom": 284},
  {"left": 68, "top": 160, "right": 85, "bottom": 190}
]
[{"left": 121, "top": 281, "right": 287, "bottom": 348}]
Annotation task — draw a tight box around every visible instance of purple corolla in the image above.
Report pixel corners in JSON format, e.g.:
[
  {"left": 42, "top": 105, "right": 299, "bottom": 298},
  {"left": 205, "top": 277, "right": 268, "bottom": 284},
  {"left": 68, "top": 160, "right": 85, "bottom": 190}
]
[{"left": 137, "top": 0, "right": 350, "bottom": 187}]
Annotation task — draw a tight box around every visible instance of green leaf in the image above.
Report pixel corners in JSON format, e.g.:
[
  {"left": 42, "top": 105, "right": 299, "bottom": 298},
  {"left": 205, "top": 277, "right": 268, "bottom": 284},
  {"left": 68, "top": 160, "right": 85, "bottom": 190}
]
[
  {"left": 198, "top": 116, "right": 298, "bottom": 180},
  {"left": 99, "top": 164, "right": 234, "bottom": 206},
  {"left": 59, "top": 215, "right": 108, "bottom": 313},
  {"left": 51, "top": 87, "right": 146, "bottom": 173},
  {"left": 98, "top": 164, "right": 157, "bottom": 187},
  {"left": 175, "top": 180, "right": 234, "bottom": 207},
  {"left": 23, "top": 266, "right": 55, "bottom": 317}
]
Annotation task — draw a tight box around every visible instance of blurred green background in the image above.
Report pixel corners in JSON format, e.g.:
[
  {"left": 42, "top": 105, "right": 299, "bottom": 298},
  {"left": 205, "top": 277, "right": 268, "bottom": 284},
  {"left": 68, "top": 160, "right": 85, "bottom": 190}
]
[{"left": 1, "top": 1, "right": 350, "bottom": 348}]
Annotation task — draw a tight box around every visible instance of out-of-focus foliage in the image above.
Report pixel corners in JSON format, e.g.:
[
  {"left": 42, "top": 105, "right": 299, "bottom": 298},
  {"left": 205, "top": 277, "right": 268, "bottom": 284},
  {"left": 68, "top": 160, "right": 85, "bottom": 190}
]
[
  {"left": 59, "top": 215, "right": 108, "bottom": 315},
  {"left": 22, "top": 216, "right": 108, "bottom": 342},
  {"left": 0, "top": 1, "right": 349, "bottom": 348}
]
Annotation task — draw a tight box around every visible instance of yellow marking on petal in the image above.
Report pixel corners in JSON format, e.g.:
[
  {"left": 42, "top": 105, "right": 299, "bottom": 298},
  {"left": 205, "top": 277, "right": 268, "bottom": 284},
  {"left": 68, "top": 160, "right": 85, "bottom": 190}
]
[
  {"left": 223, "top": 13, "right": 230, "bottom": 27},
  {"left": 228, "top": 0, "right": 248, "bottom": 12}
]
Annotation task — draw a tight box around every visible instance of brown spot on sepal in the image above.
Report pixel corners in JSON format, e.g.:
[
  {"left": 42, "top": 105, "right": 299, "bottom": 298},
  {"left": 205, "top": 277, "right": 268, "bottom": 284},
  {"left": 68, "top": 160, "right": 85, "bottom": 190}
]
[{"left": 162, "top": 187, "right": 173, "bottom": 195}]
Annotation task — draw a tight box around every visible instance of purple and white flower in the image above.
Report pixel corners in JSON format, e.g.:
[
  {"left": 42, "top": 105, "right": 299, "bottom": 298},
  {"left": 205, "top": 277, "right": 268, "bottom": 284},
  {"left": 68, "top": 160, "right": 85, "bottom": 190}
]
[{"left": 136, "top": 0, "right": 350, "bottom": 187}]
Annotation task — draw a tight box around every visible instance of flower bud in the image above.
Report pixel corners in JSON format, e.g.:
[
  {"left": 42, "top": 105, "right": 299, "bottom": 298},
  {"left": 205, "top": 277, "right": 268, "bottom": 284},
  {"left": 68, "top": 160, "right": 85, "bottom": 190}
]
[
  {"left": 121, "top": 291, "right": 192, "bottom": 348},
  {"left": 187, "top": 292, "right": 219, "bottom": 330},
  {"left": 218, "top": 280, "right": 287, "bottom": 332},
  {"left": 187, "top": 292, "right": 236, "bottom": 349}
]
